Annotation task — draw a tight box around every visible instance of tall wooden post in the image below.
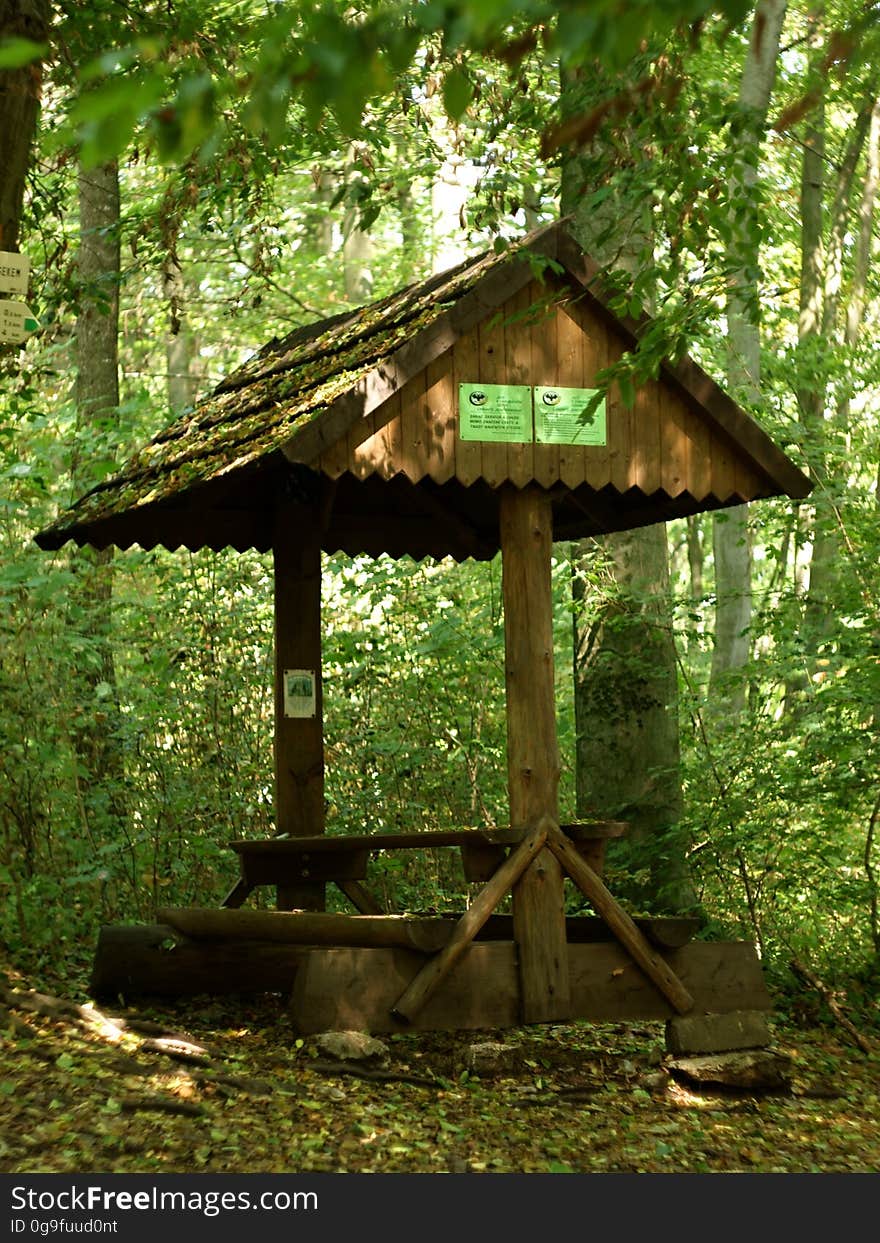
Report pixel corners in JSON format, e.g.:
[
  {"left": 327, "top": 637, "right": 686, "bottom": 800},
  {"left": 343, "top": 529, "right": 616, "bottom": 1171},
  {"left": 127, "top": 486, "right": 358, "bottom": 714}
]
[
  {"left": 500, "top": 484, "right": 571, "bottom": 1022},
  {"left": 273, "top": 501, "right": 325, "bottom": 910}
]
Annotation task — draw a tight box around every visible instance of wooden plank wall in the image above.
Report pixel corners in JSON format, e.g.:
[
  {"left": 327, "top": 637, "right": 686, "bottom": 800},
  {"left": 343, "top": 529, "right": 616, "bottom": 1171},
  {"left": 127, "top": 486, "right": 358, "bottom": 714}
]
[{"left": 313, "top": 281, "right": 766, "bottom": 502}]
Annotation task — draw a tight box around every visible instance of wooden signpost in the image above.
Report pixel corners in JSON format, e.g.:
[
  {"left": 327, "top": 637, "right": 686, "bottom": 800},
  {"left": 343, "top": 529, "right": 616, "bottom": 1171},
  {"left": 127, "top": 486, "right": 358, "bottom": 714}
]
[{"left": 0, "top": 253, "right": 37, "bottom": 345}]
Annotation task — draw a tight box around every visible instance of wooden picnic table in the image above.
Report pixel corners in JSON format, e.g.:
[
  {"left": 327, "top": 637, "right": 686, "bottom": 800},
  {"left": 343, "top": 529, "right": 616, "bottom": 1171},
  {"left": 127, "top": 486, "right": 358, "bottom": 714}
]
[{"left": 223, "top": 821, "right": 628, "bottom": 913}]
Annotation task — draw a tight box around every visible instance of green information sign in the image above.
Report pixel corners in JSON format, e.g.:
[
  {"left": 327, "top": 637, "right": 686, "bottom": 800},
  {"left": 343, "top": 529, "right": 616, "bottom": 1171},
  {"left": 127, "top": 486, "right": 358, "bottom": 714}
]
[
  {"left": 459, "top": 383, "right": 532, "bottom": 443},
  {"left": 534, "top": 387, "right": 606, "bottom": 446}
]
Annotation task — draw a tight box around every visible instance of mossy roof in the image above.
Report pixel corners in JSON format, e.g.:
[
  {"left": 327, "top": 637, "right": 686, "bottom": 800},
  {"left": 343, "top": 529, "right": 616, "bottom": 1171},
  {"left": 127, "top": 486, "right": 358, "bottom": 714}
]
[{"left": 36, "top": 232, "right": 528, "bottom": 548}]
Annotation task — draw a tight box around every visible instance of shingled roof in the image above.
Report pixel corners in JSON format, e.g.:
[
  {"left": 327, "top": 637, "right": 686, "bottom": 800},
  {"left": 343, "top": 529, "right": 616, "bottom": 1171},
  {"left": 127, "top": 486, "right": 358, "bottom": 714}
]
[{"left": 35, "top": 222, "right": 811, "bottom": 560}]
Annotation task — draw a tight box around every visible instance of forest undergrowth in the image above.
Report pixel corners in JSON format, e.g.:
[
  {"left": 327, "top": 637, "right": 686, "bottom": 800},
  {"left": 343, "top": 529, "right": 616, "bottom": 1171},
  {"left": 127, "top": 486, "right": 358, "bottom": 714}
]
[{"left": 2, "top": 958, "right": 878, "bottom": 1176}]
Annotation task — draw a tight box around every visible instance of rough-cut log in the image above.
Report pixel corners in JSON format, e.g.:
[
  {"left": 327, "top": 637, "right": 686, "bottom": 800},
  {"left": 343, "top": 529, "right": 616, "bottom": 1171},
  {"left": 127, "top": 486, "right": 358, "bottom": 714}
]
[
  {"left": 391, "top": 818, "right": 551, "bottom": 1024},
  {"left": 291, "top": 940, "right": 771, "bottom": 1035},
  {"left": 89, "top": 925, "right": 309, "bottom": 999},
  {"left": 161, "top": 907, "right": 699, "bottom": 951},
  {"left": 158, "top": 908, "right": 456, "bottom": 953},
  {"left": 500, "top": 485, "right": 570, "bottom": 1022},
  {"left": 545, "top": 820, "right": 694, "bottom": 1015}
]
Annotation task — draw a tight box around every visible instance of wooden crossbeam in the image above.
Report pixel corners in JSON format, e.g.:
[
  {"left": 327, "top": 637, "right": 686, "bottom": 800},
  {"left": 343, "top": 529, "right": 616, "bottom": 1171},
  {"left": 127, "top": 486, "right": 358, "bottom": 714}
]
[
  {"left": 390, "top": 817, "right": 551, "bottom": 1024},
  {"left": 544, "top": 820, "right": 694, "bottom": 1016}
]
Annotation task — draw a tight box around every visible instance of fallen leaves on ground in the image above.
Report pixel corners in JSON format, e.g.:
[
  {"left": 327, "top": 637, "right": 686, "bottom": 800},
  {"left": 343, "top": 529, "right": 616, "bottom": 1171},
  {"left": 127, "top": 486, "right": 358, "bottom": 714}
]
[{"left": 1, "top": 985, "right": 878, "bottom": 1175}]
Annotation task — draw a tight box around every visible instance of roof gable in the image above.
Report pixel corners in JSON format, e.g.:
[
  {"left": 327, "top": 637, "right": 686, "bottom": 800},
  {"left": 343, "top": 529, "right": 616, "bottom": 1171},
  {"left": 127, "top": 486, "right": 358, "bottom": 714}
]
[
  {"left": 311, "top": 275, "right": 796, "bottom": 505},
  {"left": 35, "top": 222, "right": 810, "bottom": 556}
]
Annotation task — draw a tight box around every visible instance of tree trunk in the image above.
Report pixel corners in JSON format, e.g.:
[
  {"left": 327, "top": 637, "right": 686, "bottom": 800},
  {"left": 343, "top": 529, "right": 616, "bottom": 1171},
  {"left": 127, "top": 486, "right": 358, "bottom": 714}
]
[
  {"left": 805, "top": 97, "right": 875, "bottom": 633},
  {"left": 563, "top": 65, "right": 688, "bottom": 910},
  {"left": 343, "top": 146, "right": 373, "bottom": 302},
  {"left": 0, "top": 0, "right": 50, "bottom": 252},
  {"left": 69, "top": 160, "right": 126, "bottom": 827},
  {"left": 686, "top": 515, "right": 704, "bottom": 604},
  {"left": 572, "top": 527, "right": 687, "bottom": 909},
  {"left": 710, "top": 0, "right": 788, "bottom": 714},
  {"left": 162, "top": 251, "right": 197, "bottom": 413}
]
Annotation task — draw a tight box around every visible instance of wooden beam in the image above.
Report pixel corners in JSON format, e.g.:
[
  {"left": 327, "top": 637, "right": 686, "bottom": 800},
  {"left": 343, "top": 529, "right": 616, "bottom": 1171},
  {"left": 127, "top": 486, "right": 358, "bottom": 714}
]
[
  {"left": 289, "top": 940, "right": 770, "bottom": 1035},
  {"left": 544, "top": 820, "right": 694, "bottom": 1015},
  {"left": 500, "top": 484, "right": 570, "bottom": 1022},
  {"left": 220, "top": 878, "right": 254, "bottom": 909},
  {"left": 273, "top": 500, "right": 325, "bottom": 910},
  {"left": 229, "top": 827, "right": 524, "bottom": 854},
  {"left": 89, "top": 925, "right": 309, "bottom": 1000},
  {"left": 336, "top": 880, "right": 384, "bottom": 915},
  {"left": 157, "top": 908, "right": 459, "bottom": 954},
  {"left": 390, "top": 818, "right": 550, "bottom": 1024}
]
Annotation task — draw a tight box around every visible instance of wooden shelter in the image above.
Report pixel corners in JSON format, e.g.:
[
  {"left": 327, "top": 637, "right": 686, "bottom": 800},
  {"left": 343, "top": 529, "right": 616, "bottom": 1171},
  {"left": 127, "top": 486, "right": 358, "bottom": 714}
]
[{"left": 37, "top": 222, "right": 811, "bottom": 1035}]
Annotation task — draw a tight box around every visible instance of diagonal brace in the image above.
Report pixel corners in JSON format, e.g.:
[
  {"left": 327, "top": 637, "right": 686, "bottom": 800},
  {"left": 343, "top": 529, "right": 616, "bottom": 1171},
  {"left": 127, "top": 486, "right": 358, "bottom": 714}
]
[
  {"left": 545, "top": 820, "right": 694, "bottom": 1015},
  {"left": 390, "top": 817, "right": 551, "bottom": 1024}
]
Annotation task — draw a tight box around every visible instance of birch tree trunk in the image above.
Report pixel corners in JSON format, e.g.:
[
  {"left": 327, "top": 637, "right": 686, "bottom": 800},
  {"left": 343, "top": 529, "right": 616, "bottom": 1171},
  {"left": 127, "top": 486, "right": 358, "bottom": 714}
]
[
  {"left": 343, "top": 146, "right": 374, "bottom": 302},
  {"left": 710, "top": 0, "right": 788, "bottom": 714},
  {"left": 804, "top": 97, "right": 875, "bottom": 633},
  {"left": 563, "top": 68, "right": 688, "bottom": 911},
  {"left": 163, "top": 252, "right": 197, "bottom": 414}
]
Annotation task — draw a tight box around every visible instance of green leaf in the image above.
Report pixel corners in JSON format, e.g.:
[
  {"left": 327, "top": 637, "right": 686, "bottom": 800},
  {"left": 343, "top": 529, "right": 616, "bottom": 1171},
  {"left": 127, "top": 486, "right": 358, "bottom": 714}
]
[
  {"left": 0, "top": 38, "right": 46, "bottom": 69},
  {"left": 442, "top": 67, "right": 474, "bottom": 121},
  {"left": 617, "top": 373, "right": 636, "bottom": 409}
]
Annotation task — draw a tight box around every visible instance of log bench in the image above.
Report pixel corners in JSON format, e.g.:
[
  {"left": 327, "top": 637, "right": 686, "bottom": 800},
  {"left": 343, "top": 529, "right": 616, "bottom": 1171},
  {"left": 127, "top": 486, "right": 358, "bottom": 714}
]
[{"left": 224, "top": 822, "right": 628, "bottom": 913}]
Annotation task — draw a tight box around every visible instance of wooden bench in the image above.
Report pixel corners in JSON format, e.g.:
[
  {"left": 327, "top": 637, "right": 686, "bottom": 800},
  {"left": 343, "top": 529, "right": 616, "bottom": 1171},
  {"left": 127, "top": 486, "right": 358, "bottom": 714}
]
[{"left": 224, "top": 822, "right": 628, "bottom": 913}]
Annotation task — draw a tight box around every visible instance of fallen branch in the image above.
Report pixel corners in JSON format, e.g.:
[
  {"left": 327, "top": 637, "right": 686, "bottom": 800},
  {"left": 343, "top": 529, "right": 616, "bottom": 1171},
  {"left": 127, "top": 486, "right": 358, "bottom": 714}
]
[
  {"left": 139, "top": 1036, "right": 214, "bottom": 1065},
  {"left": 1, "top": 1002, "right": 40, "bottom": 1040},
  {"left": 308, "top": 1060, "right": 441, "bottom": 1089},
  {"left": 119, "top": 1096, "right": 204, "bottom": 1117},
  {"left": 193, "top": 1071, "right": 274, "bottom": 1096},
  {"left": 790, "top": 958, "right": 873, "bottom": 1054}
]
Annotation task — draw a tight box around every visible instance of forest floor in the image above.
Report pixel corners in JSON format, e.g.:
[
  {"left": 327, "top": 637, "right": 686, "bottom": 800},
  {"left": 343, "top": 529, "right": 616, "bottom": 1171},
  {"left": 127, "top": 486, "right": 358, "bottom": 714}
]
[{"left": 2, "top": 963, "right": 879, "bottom": 1176}]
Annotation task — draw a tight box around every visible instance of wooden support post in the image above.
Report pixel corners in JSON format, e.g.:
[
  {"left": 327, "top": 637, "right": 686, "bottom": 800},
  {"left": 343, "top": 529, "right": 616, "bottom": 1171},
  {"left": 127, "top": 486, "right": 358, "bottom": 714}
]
[
  {"left": 499, "top": 484, "right": 570, "bottom": 1023},
  {"left": 545, "top": 820, "right": 694, "bottom": 1015},
  {"left": 337, "top": 879, "right": 384, "bottom": 915},
  {"left": 390, "top": 818, "right": 550, "bottom": 1024},
  {"left": 220, "top": 878, "right": 254, "bottom": 910},
  {"left": 274, "top": 501, "right": 325, "bottom": 910}
]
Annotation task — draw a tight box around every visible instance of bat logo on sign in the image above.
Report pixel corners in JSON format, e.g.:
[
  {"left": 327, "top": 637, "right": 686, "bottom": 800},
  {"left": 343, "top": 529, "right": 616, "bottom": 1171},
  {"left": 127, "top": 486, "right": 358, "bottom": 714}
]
[
  {"left": 542, "top": 390, "right": 560, "bottom": 406},
  {"left": 468, "top": 390, "right": 488, "bottom": 406}
]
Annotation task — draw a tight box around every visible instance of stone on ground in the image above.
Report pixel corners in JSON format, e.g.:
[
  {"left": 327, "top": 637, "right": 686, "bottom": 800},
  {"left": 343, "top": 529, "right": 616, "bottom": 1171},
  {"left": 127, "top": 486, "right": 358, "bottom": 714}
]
[
  {"left": 666, "top": 1010, "right": 771, "bottom": 1055},
  {"left": 669, "top": 1049, "right": 791, "bottom": 1091},
  {"left": 313, "top": 1030, "right": 389, "bottom": 1063}
]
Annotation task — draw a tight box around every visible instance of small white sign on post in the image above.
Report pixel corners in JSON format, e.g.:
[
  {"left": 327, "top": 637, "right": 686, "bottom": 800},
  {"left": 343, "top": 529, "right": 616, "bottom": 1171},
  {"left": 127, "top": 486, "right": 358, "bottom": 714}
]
[
  {"left": 0, "top": 300, "right": 39, "bottom": 344},
  {"left": 283, "top": 669, "right": 317, "bottom": 719},
  {"left": 0, "top": 252, "right": 30, "bottom": 298}
]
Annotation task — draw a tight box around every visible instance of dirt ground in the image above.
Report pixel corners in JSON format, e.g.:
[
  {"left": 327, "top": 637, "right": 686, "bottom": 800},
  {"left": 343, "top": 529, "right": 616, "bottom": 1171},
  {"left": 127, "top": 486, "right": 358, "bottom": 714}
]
[{"left": 2, "top": 984, "right": 878, "bottom": 1175}]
